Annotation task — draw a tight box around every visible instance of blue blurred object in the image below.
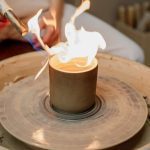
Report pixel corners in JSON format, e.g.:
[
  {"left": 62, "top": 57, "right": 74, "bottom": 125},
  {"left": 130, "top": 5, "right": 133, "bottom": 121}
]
[{"left": 23, "top": 33, "right": 42, "bottom": 51}]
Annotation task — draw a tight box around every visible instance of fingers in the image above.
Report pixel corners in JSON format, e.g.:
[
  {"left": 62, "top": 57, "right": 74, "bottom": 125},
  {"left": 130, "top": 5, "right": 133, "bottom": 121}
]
[
  {"left": 38, "top": 17, "right": 46, "bottom": 29},
  {"left": 0, "top": 14, "right": 6, "bottom": 21},
  {"left": 49, "top": 28, "right": 60, "bottom": 46},
  {"left": 0, "top": 16, "right": 9, "bottom": 29},
  {"left": 42, "top": 27, "right": 59, "bottom": 47},
  {"left": 31, "top": 11, "right": 60, "bottom": 49},
  {"left": 0, "top": 21, "right": 8, "bottom": 28},
  {"left": 31, "top": 28, "right": 59, "bottom": 50},
  {"left": 42, "top": 26, "right": 55, "bottom": 43}
]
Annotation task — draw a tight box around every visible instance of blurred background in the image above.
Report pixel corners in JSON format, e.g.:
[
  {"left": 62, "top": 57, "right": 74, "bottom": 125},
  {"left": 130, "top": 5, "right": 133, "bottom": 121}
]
[
  {"left": 65, "top": 0, "right": 150, "bottom": 66},
  {"left": 66, "top": 0, "right": 147, "bottom": 25}
]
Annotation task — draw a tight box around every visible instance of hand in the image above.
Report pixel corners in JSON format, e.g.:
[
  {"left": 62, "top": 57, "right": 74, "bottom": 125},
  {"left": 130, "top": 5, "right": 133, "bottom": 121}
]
[
  {"left": 0, "top": 14, "right": 9, "bottom": 29},
  {"left": 32, "top": 10, "right": 60, "bottom": 49}
]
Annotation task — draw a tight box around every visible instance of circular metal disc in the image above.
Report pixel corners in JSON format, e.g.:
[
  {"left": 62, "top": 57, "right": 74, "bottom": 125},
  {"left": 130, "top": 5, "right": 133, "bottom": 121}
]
[{"left": 0, "top": 74, "right": 148, "bottom": 150}]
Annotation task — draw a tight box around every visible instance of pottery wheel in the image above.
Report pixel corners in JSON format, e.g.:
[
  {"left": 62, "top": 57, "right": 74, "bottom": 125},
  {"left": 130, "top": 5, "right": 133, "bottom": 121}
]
[{"left": 0, "top": 73, "right": 147, "bottom": 150}]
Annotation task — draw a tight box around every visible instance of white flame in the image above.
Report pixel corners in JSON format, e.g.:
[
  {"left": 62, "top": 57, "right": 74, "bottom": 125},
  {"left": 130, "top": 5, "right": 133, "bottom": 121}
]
[
  {"left": 49, "top": 0, "right": 106, "bottom": 65},
  {"left": 27, "top": 0, "right": 106, "bottom": 78},
  {"left": 71, "top": 0, "right": 90, "bottom": 23},
  {"left": 27, "top": 9, "right": 50, "bottom": 53},
  {"left": 50, "top": 23, "right": 106, "bottom": 65}
]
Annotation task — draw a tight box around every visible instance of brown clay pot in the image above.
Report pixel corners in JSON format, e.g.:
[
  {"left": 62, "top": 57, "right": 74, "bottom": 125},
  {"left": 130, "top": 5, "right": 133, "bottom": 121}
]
[{"left": 49, "top": 56, "right": 98, "bottom": 114}]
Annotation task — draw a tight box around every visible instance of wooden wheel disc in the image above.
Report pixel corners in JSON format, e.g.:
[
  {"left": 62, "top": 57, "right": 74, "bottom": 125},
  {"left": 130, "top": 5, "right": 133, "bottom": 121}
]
[{"left": 0, "top": 73, "right": 148, "bottom": 150}]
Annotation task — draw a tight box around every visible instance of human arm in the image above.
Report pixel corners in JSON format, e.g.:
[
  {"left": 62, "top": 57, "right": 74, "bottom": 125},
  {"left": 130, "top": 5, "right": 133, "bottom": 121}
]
[{"left": 35, "top": 0, "right": 64, "bottom": 48}]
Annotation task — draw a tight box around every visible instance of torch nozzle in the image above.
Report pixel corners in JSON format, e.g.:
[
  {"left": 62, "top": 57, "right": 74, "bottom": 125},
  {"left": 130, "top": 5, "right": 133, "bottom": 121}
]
[{"left": 4, "top": 10, "right": 28, "bottom": 35}]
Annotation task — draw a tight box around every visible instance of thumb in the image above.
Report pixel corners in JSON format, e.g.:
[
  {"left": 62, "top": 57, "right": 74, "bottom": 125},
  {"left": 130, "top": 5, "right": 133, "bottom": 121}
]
[{"left": 0, "top": 19, "right": 10, "bottom": 29}]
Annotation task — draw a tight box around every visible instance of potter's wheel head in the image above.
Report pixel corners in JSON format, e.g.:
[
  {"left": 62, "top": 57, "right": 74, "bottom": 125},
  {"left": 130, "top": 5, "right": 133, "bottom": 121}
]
[{"left": 0, "top": 74, "right": 147, "bottom": 150}]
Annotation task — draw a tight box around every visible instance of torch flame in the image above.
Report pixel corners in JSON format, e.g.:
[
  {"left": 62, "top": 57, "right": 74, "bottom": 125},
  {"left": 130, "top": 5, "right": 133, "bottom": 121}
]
[
  {"left": 71, "top": 0, "right": 90, "bottom": 23},
  {"left": 27, "top": 9, "right": 50, "bottom": 53},
  {"left": 49, "top": 0, "right": 106, "bottom": 65},
  {"left": 27, "top": 0, "right": 106, "bottom": 78}
]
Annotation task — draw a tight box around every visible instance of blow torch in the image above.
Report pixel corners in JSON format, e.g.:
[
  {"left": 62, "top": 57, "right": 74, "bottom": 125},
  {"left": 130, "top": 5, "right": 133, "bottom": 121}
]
[
  {"left": 0, "top": 0, "right": 31, "bottom": 40},
  {"left": 0, "top": 0, "right": 50, "bottom": 50}
]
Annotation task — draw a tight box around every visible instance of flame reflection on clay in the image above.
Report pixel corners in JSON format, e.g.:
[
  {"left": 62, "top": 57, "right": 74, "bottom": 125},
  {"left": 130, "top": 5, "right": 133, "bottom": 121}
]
[
  {"left": 86, "top": 140, "right": 101, "bottom": 149},
  {"left": 32, "top": 128, "right": 48, "bottom": 145}
]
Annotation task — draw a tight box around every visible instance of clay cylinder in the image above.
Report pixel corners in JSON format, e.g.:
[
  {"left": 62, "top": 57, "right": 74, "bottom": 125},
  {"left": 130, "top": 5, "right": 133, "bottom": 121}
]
[{"left": 49, "top": 56, "right": 98, "bottom": 114}]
